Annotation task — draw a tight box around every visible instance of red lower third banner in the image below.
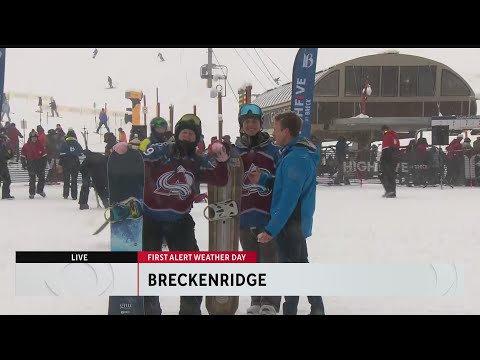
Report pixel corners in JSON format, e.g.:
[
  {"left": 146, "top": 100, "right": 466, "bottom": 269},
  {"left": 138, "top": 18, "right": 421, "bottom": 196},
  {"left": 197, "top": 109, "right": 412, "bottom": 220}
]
[{"left": 138, "top": 252, "right": 257, "bottom": 263}]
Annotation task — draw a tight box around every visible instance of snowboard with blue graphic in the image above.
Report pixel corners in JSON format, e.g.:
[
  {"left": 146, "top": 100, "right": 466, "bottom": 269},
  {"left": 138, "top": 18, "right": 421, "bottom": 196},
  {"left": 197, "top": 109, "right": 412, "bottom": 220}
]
[{"left": 107, "top": 149, "right": 145, "bottom": 315}]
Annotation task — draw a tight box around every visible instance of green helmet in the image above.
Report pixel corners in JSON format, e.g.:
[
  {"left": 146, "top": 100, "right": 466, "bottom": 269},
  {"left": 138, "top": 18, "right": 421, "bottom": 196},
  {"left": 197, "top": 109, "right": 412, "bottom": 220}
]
[{"left": 150, "top": 117, "right": 168, "bottom": 132}]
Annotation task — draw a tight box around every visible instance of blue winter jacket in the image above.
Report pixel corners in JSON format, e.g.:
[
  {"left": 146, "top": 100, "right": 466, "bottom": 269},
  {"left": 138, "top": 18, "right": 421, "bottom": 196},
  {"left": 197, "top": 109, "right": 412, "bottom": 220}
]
[
  {"left": 259, "top": 136, "right": 319, "bottom": 239},
  {"left": 99, "top": 112, "right": 108, "bottom": 123},
  {"left": 59, "top": 137, "right": 84, "bottom": 158}
]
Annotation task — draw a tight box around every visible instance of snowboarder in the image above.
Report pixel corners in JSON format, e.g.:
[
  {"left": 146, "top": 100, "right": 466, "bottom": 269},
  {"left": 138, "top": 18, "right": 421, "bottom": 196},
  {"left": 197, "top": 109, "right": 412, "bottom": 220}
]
[
  {"left": 113, "top": 113, "right": 230, "bottom": 315},
  {"left": 107, "top": 76, "right": 113, "bottom": 89},
  {"left": 93, "top": 48, "right": 98, "bottom": 59},
  {"left": 235, "top": 103, "right": 282, "bottom": 315},
  {"left": 157, "top": 52, "right": 165, "bottom": 62}
]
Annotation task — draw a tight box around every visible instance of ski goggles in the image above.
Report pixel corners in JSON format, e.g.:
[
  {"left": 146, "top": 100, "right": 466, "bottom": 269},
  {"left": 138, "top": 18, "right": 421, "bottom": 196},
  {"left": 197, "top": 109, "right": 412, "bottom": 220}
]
[{"left": 239, "top": 104, "right": 262, "bottom": 119}]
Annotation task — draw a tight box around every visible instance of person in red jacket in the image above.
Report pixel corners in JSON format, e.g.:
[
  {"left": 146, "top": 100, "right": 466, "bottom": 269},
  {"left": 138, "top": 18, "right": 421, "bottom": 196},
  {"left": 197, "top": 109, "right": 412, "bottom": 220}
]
[
  {"left": 21, "top": 130, "right": 47, "bottom": 199},
  {"left": 446, "top": 134, "right": 463, "bottom": 185},
  {"left": 6, "top": 123, "right": 23, "bottom": 162},
  {"left": 379, "top": 125, "right": 400, "bottom": 198},
  {"left": 36, "top": 125, "right": 46, "bottom": 149}
]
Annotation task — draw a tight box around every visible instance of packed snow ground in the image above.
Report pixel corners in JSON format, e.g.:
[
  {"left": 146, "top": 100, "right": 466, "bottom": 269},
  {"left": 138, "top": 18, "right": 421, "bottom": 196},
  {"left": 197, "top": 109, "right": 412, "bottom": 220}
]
[
  {"left": 1, "top": 182, "right": 478, "bottom": 315},
  {"left": 3, "top": 96, "right": 480, "bottom": 315}
]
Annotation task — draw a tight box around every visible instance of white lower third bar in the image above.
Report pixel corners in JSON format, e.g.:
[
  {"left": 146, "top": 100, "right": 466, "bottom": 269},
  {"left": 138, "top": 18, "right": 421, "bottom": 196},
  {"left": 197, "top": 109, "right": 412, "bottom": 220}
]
[{"left": 16, "top": 263, "right": 463, "bottom": 296}]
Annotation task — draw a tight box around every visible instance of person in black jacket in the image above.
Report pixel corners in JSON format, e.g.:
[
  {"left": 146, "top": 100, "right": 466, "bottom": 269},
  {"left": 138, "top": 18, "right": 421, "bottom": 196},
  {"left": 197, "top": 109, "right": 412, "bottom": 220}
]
[
  {"left": 45, "top": 129, "right": 60, "bottom": 184},
  {"left": 78, "top": 149, "right": 108, "bottom": 210},
  {"left": 104, "top": 132, "right": 117, "bottom": 157},
  {"left": 49, "top": 98, "right": 59, "bottom": 117},
  {"left": 59, "top": 130, "right": 83, "bottom": 200},
  {"left": 334, "top": 136, "right": 350, "bottom": 185},
  {"left": 0, "top": 127, "right": 14, "bottom": 199}
]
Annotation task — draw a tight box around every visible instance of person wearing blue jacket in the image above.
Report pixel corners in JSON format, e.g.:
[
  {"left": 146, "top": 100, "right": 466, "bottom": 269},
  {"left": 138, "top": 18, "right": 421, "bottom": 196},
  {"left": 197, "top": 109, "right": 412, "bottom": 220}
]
[
  {"left": 249, "top": 111, "right": 324, "bottom": 315},
  {"left": 59, "top": 129, "right": 83, "bottom": 200},
  {"left": 235, "top": 103, "right": 282, "bottom": 315},
  {"left": 96, "top": 108, "right": 110, "bottom": 133}
]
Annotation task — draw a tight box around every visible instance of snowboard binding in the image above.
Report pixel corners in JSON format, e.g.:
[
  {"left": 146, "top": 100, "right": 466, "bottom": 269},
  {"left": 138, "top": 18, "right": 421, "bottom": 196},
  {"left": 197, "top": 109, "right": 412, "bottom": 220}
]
[
  {"left": 93, "top": 197, "right": 143, "bottom": 235},
  {"left": 106, "top": 197, "right": 143, "bottom": 224},
  {"left": 203, "top": 200, "right": 238, "bottom": 222}
]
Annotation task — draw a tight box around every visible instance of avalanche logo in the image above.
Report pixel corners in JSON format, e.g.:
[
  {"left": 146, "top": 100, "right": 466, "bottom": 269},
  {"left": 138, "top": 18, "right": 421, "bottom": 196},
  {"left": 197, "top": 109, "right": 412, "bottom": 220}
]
[
  {"left": 154, "top": 165, "right": 194, "bottom": 200},
  {"left": 242, "top": 163, "right": 272, "bottom": 197}
]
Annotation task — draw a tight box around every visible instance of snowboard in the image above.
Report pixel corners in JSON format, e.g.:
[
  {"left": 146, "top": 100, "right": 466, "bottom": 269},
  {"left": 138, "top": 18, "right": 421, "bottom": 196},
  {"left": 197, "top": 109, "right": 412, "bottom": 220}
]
[
  {"left": 205, "top": 148, "right": 243, "bottom": 315},
  {"left": 107, "top": 148, "right": 145, "bottom": 315}
]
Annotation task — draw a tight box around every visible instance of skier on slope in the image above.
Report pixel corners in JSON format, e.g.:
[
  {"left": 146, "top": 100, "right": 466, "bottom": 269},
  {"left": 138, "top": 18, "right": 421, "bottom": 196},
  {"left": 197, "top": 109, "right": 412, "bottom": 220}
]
[
  {"left": 234, "top": 103, "right": 282, "bottom": 315},
  {"left": 96, "top": 108, "right": 110, "bottom": 133},
  {"left": 113, "top": 113, "right": 230, "bottom": 315}
]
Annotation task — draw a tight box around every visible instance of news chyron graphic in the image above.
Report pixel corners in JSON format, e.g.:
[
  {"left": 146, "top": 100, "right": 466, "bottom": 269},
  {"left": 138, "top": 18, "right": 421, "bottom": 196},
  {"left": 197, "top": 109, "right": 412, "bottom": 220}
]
[{"left": 15, "top": 252, "right": 463, "bottom": 297}]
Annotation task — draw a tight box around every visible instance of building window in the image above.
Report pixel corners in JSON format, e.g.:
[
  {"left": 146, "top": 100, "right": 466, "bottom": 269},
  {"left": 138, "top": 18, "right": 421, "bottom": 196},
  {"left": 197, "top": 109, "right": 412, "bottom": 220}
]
[
  {"left": 441, "top": 69, "right": 470, "bottom": 96},
  {"left": 440, "top": 101, "right": 462, "bottom": 116},
  {"left": 400, "top": 66, "right": 418, "bottom": 97},
  {"left": 345, "top": 66, "right": 380, "bottom": 97},
  {"left": 340, "top": 102, "right": 355, "bottom": 118},
  {"left": 381, "top": 66, "right": 399, "bottom": 97},
  {"left": 418, "top": 66, "right": 436, "bottom": 96},
  {"left": 345, "top": 66, "right": 363, "bottom": 96},
  {"left": 362, "top": 66, "right": 380, "bottom": 97},
  {"left": 317, "top": 102, "right": 339, "bottom": 125},
  {"left": 317, "top": 70, "right": 339, "bottom": 96}
]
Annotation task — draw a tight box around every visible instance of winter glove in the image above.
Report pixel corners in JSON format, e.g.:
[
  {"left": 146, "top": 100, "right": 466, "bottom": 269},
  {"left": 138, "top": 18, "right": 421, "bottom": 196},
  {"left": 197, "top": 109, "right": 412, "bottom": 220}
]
[{"left": 211, "top": 142, "right": 229, "bottom": 163}]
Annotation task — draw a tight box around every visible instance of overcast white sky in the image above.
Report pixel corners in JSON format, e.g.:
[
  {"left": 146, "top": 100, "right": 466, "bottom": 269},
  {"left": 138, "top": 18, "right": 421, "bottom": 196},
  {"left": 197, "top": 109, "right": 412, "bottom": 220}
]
[{"left": 4, "top": 48, "right": 480, "bottom": 139}]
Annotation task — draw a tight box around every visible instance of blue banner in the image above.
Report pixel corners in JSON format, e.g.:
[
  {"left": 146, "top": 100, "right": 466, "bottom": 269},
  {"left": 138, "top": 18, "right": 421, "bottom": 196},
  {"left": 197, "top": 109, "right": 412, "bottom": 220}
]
[
  {"left": 290, "top": 48, "right": 318, "bottom": 138},
  {"left": 0, "top": 48, "right": 5, "bottom": 111}
]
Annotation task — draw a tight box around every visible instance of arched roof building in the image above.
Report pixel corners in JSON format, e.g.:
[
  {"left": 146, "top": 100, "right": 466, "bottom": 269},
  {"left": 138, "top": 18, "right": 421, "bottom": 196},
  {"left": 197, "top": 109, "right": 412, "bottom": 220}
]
[{"left": 252, "top": 51, "right": 477, "bottom": 143}]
